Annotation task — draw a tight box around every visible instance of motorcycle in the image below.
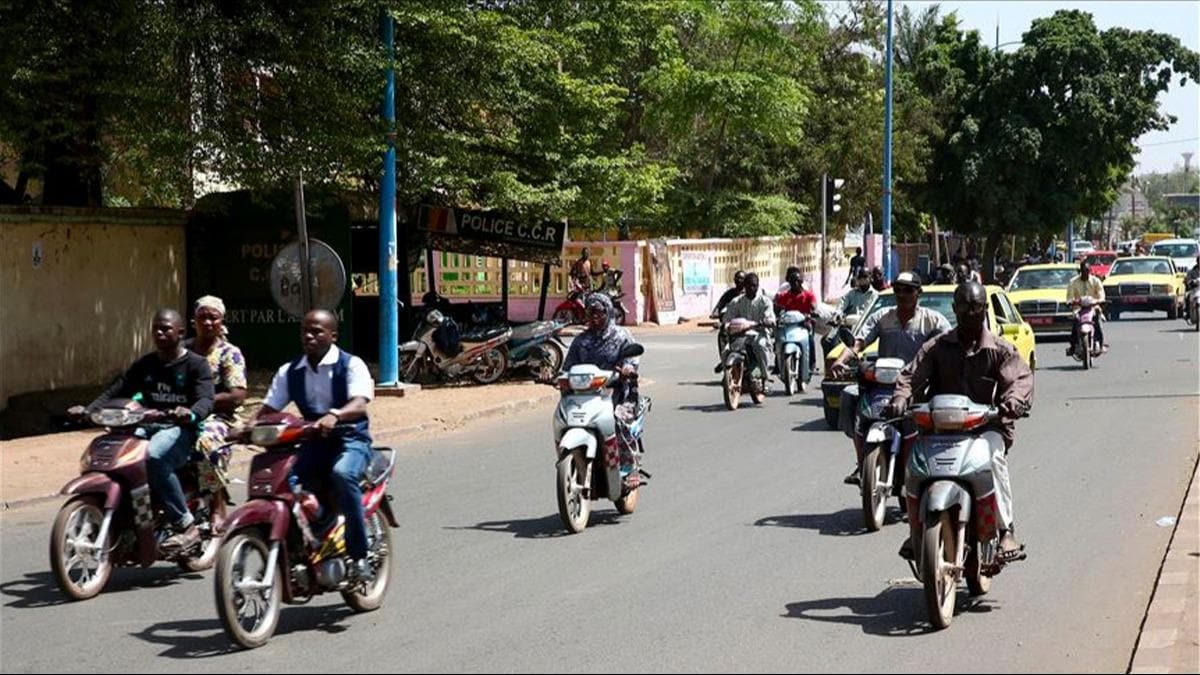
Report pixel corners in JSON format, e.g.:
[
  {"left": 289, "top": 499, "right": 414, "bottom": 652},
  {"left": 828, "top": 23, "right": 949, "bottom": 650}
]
[
  {"left": 470, "top": 319, "right": 566, "bottom": 382},
  {"left": 50, "top": 400, "right": 223, "bottom": 601},
  {"left": 400, "top": 309, "right": 511, "bottom": 385},
  {"left": 853, "top": 358, "right": 906, "bottom": 532},
  {"left": 721, "top": 318, "right": 771, "bottom": 410},
  {"left": 553, "top": 343, "right": 649, "bottom": 534},
  {"left": 1071, "top": 297, "right": 1104, "bottom": 370},
  {"left": 551, "top": 288, "right": 587, "bottom": 326},
  {"left": 1186, "top": 279, "right": 1199, "bottom": 332},
  {"left": 776, "top": 310, "right": 812, "bottom": 395},
  {"left": 214, "top": 415, "right": 398, "bottom": 649},
  {"left": 904, "top": 394, "right": 1008, "bottom": 629}
]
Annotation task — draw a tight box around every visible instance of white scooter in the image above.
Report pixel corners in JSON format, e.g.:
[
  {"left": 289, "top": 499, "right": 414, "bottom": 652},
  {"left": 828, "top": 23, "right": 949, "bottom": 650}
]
[
  {"left": 776, "top": 310, "right": 812, "bottom": 395},
  {"left": 552, "top": 343, "right": 650, "bottom": 534}
]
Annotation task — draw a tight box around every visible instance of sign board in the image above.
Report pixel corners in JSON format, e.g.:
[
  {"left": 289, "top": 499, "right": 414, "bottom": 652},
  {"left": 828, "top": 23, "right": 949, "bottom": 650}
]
[
  {"left": 681, "top": 251, "right": 712, "bottom": 295},
  {"left": 416, "top": 204, "right": 567, "bottom": 265},
  {"left": 269, "top": 239, "right": 348, "bottom": 318},
  {"left": 647, "top": 239, "right": 677, "bottom": 325}
]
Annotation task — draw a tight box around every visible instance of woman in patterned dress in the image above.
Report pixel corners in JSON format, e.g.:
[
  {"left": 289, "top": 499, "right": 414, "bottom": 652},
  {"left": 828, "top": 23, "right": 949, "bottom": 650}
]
[{"left": 186, "top": 295, "right": 247, "bottom": 529}]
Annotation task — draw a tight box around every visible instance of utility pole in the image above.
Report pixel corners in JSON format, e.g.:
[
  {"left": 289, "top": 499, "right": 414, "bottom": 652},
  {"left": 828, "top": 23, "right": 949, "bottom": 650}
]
[
  {"left": 882, "top": 0, "right": 895, "bottom": 281},
  {"left": 378, "top": 13, "right": 399, "bottom": 387}
]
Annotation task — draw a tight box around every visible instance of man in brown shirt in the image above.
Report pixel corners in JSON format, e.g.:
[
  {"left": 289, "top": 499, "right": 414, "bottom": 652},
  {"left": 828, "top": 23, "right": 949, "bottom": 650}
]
[{"left": 888, "top": 282, "right": 1033, "bottom": 561}]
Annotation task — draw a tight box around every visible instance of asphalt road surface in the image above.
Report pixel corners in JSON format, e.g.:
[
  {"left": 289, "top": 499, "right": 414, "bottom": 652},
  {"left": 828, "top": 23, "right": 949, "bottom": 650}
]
[{"left": 2, "top": 315, "right": 1196, "bottom": 672}]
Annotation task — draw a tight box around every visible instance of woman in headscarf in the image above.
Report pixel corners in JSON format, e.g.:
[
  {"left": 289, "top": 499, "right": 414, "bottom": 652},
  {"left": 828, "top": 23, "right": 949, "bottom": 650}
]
[{"left": 186, "top": 295, "right": 247, "bottom": 527}]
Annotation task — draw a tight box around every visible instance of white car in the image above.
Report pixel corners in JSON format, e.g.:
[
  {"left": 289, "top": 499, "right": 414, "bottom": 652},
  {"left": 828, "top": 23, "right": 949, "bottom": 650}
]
[
  {"left": 1071, "top": 240, "right": 1095, "bottom": 256},
  {"left": 1149, "top": 239, "right": 1199, "bottom": 274}
]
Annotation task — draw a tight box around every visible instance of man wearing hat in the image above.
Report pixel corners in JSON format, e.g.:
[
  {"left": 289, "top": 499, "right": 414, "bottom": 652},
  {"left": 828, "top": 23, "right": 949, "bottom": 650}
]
[{"left": 829, "top": 272, "right": 951, "bottom": 485}]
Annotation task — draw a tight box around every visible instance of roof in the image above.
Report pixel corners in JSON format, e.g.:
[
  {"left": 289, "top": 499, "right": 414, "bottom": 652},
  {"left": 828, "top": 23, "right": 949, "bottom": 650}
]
[
  {"left": 1149, "top": 238, "right": 1199, "bottom": 246},
  {"left": 1015, "top": 263, "right": 1077, "bottom": 271}
]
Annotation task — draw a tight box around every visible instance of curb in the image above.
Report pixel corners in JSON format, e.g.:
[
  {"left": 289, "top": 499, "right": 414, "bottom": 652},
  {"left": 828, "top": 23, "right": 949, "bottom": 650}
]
[{"left": 2, "top": 389, "right": 562, "bottom": 512}]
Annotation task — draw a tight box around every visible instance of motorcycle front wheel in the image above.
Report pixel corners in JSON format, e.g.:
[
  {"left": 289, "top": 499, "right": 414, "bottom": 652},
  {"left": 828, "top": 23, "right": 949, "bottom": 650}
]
[
  {"left": 556, "top": 450, "right": 591, "bottom": 534},
  {"left": 783, "top": 353, "right": 797, "bottom": 396},
  {"left": 860, "top": 448, "right": 887, "bottom": 532},
  {"left": 215, "top": 530, "right": 282, "bottom": 649},
  {"left": 723, "top": 363, "right": 743, "bottom": 410},
  {"left": 342, "top": 511, "right": 392, "bottom": 612},
  {"left": 1082, "top": 334, "right": 1092, "bottom": 370},
  {"left": 921, "top": 512, "right": 959, "bottom": 630},
  {"left": 50, "top": 496, "right": 113, "bottom": 601},
  {"left": 965, "top": 541, "right": 992, "bottom": 596}
]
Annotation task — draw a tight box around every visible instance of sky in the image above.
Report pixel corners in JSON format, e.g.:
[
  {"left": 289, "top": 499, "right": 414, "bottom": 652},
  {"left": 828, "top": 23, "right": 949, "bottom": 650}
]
[{"left": 898, "top": 0, "right": 1200, "bottom": 176}]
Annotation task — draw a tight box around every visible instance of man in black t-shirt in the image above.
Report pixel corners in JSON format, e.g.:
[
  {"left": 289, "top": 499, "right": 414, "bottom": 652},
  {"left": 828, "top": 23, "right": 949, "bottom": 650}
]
[{"left": 69, "top": 309, "right": 214, "bottom": 550}]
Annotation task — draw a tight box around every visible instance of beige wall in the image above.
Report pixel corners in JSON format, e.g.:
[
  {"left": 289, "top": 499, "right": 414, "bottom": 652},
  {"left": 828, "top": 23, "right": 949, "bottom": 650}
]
[{"left": 0, "top": 208, "right": 187, "bottom": 410}]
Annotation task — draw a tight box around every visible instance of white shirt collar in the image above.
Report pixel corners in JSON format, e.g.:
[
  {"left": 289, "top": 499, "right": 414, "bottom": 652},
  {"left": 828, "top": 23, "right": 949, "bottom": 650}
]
[{"left": 292, "top": 345, "right": 342, "bottom": 371}]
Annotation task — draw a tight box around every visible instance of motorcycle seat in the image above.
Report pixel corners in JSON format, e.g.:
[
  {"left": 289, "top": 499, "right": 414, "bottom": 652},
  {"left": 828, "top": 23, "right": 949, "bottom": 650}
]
[
  {"left": 460, "top": 325, "right": 509, "bottom": 342},
  {"left": 509, "top": 321, "right": 557, "bottom": 342}
]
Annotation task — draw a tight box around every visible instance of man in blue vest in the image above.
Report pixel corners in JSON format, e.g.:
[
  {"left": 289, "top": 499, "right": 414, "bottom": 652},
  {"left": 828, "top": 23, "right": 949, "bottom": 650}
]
[{"left": 257, "top": 309, "right": 376, "bottom": 581}]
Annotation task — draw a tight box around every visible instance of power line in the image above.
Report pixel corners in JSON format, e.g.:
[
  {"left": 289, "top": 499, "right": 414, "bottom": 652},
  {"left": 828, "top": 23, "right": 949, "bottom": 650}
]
[{"left": 1138, "top": 136, "right": 1200, "bottom": 148}]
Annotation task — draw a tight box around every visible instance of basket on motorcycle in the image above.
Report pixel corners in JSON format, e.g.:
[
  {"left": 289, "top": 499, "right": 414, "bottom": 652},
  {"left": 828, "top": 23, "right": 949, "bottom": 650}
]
[{"left": 839, "top": 384, "right": 859, "bottom": 438}]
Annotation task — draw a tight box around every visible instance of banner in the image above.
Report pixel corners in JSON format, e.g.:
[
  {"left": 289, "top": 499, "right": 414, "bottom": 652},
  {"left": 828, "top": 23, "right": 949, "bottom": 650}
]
[
  {"left": 681, "top": 251, "right": 712, "bottom": 294},
  {"left": 416, "top": 205, "right": 567, "bottom": 265},
  {"left": 647, "top": 239, "right": 677, "bottom": 324}
]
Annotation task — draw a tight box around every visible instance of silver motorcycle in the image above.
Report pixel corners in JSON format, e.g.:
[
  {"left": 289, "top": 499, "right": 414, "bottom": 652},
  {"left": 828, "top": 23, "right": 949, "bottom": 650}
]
[
  {"left": 855, "top": 357, "right": 906, "bottom": 532},
  {"left": 552, "top": 343, "right": 649, "bottom": 534},
  {"left": 400, "top": 309, "right": 511, "bottom": 385},
  {"left": 905, "top": 394, "right": 1007, "bottom": 629}
]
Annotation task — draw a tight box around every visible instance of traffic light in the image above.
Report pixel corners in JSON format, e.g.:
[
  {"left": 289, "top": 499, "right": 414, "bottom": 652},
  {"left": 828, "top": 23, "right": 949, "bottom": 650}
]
[{"left": 825, "top": 176, "right": 845, "bottom": 216}]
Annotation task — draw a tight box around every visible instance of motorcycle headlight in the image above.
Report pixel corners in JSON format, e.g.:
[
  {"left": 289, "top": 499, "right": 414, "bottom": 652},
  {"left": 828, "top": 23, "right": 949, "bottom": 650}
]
[
  {"left": 90, "top": 408, "right": 144, "bottom": 428},
  {"left": 250, "top": 424, "right": 286, "bottom": 446}
]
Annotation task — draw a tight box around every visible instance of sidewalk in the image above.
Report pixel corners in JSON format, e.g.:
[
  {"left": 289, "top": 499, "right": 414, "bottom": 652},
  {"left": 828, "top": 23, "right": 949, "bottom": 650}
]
[
  {"left": 1129, "top": 457, "right": 1200, "bottom": 674},
  {"left": 1, "top": 379, "right": 561, "bottom": 510}
]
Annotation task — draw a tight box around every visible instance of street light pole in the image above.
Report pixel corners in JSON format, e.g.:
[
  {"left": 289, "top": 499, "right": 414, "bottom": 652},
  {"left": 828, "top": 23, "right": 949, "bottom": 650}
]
[
  {"left": 378, "top": 13, "right": 399, "bottom": 387},
  {"left": 882, "top": 0, "right": 894, "bottom": 281}
]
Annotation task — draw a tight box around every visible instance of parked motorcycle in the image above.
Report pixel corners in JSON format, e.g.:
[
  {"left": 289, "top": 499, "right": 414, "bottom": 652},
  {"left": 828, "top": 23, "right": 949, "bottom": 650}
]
[
  {"left": 470, "top": 319, "right": 565, "bottom": 382},
  {"left": 50, "top": 400, "right": 222, "bottom": 601},
  {"left": 1071, "top": 297, "right": 1104, "bottom": 370},
  {"left": 553, "top": 343, "right": 649, "bottom": 534},
  {"left": 721, "top": 318, "right": 770, "bottom": 410},
  {"left": 776, "top": 310, "right": 812, "bottom": 395},
  {"left": 904, "top": 395, "right": 1007, "bottom": 629},
  {"left": 400, "top": 309, "right": 511, "bottom": 384},
  {"left": 854, "top": 358, "right": 906, "bottom": 532},
  {"left": 213, "top": 414, "right": 398, "bottom": 648}
]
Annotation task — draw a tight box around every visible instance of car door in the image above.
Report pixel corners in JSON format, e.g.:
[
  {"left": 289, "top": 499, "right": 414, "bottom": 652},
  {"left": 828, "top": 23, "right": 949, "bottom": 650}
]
[{"left": 990, "top": 290, "right": 1035, "bottom": 365}]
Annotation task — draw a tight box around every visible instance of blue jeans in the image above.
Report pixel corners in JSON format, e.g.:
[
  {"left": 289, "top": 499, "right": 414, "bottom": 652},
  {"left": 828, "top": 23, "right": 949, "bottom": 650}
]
[
  {"left": 145, "top": 425, "right": 197, "bottom": 526},
  {"left": 291, "top": 436, "right": 372, "bottom": 559}
]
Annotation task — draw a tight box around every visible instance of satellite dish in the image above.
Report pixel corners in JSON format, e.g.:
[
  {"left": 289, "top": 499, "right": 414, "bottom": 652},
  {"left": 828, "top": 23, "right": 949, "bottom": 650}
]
[{"left": 270, "top": 239, "right": 347, "bottom": 319}]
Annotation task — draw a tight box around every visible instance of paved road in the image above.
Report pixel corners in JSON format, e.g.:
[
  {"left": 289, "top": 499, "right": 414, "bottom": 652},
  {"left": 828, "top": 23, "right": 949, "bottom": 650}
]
[{"left": 2, "top": 316, "right": 1197, "bottom": 672}]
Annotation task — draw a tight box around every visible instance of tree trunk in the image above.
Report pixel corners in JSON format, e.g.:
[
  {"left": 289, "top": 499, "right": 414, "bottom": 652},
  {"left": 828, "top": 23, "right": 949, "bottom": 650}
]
[{"left": 981, "top": 230, "right": 1004, "bottom": 284}]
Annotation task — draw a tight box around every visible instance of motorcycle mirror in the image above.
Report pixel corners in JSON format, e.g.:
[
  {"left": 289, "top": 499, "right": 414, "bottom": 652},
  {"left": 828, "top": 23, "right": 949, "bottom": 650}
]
[{"left": 620, "top": 343, "right": 645, "bottom": 358}]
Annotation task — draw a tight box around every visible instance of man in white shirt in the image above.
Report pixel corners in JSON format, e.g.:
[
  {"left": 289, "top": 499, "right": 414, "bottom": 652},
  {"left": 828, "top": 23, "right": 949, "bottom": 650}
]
[{"left": 258, "top": 309, "right": 376, "bottom": 581}]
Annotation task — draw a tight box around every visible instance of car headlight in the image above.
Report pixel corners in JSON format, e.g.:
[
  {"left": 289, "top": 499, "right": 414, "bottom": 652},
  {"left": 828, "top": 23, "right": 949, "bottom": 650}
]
[
  {"left": 250, "top": 424, "right": 286, "bottom": 446},
  {"left": 90, "top": 408, "right": 144, "bottom": 428},
  {"left": 1153, "top": 284, "right": 1171, "bottom": 294}
]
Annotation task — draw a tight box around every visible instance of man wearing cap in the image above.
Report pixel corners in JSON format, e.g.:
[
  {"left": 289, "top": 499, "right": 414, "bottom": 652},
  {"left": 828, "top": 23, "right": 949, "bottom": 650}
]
[{"left": 829, "top": 272, "right": 951, "bottom": 485}]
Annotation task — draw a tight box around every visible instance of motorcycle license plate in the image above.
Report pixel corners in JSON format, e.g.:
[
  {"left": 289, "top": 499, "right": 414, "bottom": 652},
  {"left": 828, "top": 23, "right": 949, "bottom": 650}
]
[
  {"left": 1027, "top": 317, "right": 1051, "bottom": 325},
  {"left": 1125, "top": 296, "right": 1148, "bottom": 303}
]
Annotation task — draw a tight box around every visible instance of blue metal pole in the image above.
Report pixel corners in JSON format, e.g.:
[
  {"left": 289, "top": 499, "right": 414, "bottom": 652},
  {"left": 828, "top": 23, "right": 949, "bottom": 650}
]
[
  {"left": 378, "top": 13, "right": 399, "bottom": 386},
  {"left": 882, "top": 0, "right": 895, "bottom": 281},
  {"left": 1067, "top": 220, "right": 1074, "bottom": 264}
]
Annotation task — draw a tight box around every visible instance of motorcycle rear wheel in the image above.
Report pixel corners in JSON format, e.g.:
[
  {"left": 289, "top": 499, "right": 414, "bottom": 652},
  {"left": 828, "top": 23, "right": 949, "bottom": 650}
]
[
  {"left": 471, "top": 348, "right": 508, "bottom": 385},
  {"left": 860, "top": 448, "right": 886, "bottom": 532},
  {"left": 921, "top": 512, "right": 959, "bottom": 630},
  {"left": 535, "top": 341, "right": 565, "bottom": 381},
  {"left": 342, "top": 512, "right": 392, "bottom": 612},
  {"left": 556, "top": 450, "right": 591, "bottom": 534},
  {"left": 50, "top": 496, "right": 113, "bottom": 601},
  {"left": 723, "top": 364, "right": 742, "bottom": 411},
  {"left": 215, "top": 530, "right": 282, "bottom": 649}
]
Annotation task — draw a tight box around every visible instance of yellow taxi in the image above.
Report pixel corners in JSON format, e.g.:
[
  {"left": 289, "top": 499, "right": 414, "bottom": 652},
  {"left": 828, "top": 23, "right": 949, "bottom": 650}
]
[
  {"left": 1102, "top": 256, "right": 1186, "bottom": 320},
  {"left": 1004, "top": 263, "right": 1078, "bottom": 335},
  {"left": 820, "top": 284, "right": 1036, "bottom": 428}
]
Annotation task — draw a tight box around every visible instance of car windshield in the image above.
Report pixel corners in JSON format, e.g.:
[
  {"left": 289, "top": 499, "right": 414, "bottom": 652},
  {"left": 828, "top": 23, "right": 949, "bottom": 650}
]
[
  {"left": 854, "top": 291, "right": 958, "bottom": 332},
  {"left": 1009, "top": 269, "right": 1075, "bottom": 290},
  {"left": 1084, "top": 254, "right": 1116, "bottom": 266},
  {"left": 1150, "top": 243, "right": 1198, "bottom": 258},
  {"left": 1109, "top": 259, "right": 1173, "bottom": 276}
]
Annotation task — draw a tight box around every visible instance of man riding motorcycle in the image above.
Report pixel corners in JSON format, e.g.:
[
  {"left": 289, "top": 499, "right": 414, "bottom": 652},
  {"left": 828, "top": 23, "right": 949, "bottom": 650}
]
[
  {"left": 887, "top": 281, "right": 1033, "bottom": 563},
  {"left": 67, "top": 309, "right": 215, "bottom": 551},
  {"left": 774, "top": 266, "right": 818, "bottom": 375},
  {"left": 720, "top": 273, "right": 776, "bottom": 384},
  {"left": 822, "top": 269, "right": 879, "bottom": 359},
  {"left": 830, "top": 272, "right": 951, "bottom": 485},
  {"left": 256, "top": 309, "right": 377, "bottom": 583},
  {"left": 1066, "top": 259, "right": 1106, "bottom": 356}
]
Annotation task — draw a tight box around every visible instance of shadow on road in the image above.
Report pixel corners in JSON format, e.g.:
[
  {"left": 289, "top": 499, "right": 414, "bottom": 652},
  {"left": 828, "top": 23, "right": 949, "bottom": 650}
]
[
  {"left": 676, "top": 380, "right": 723, "bottom": 387},
  {"left": 782, "top": 586, "right": 995, "bottom": 636},
  {"left": 0, "top": 568, "right": 198, "bottom": 609},
  {"left": 678, "top": 403, "right": 748, "bottom": 413},
  {"left": 132, "top": 606, "right": 355, "bottom": 658},
  {"left": 753, "top": 508, "right": 891, "bottom": 536},
  {"left": 788, "top": 397, "right": 823, "bottom": 407},
  {"left": 792, "top": 419, "right": 833, "bottom": 432},
  {"left": 446, "top": 511, "right": 624, "bottom": 539}
]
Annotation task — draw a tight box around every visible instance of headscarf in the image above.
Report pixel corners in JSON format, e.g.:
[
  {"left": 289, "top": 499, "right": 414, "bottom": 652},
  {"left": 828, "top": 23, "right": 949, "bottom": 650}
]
[
  {"left": 584, "top": 292, "right": 614, "bottom": 328},
  {"left": 194, "top": 295, "right": 229, "bottom": 337}
]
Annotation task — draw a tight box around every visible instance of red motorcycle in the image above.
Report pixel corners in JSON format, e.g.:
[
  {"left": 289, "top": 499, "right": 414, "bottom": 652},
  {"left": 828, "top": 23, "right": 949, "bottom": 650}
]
[
  {"left": 553, "top": 287, "right": 628, "bottom": 325},
  {"left": 50, "top": 399, "right": 223, "bottom": 600},
  {"left": 214, "top": 413, "right": 398, "bottom": 649}
]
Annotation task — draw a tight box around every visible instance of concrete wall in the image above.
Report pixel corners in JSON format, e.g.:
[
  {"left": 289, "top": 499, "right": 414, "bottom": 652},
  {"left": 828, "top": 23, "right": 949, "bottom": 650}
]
[{"left": 0, "top": 208, "right": 187, "bottom": 410}]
